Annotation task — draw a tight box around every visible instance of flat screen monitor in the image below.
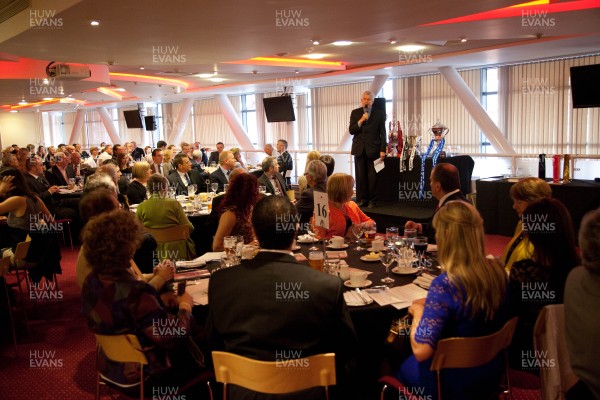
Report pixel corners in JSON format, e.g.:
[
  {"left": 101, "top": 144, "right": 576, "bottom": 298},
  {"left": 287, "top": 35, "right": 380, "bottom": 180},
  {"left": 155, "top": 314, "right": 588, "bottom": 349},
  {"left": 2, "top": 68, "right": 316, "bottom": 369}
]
[
  {"left": 123, "top": 110, "right": 143, "bottom": 128},
  {"left": 570, "top": 64, "right": 600, "bottom": 108},
  {"left": 263, "top": 96, "right": 295, "bottom": 122},
  {"left": 144, "top": 116, "right": 157, "bottom": 131}
]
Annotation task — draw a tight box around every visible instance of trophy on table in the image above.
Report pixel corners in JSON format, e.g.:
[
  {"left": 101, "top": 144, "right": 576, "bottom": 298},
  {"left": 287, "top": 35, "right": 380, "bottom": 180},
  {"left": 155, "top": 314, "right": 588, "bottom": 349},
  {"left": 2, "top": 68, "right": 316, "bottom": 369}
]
[
  {"left": 419, "top": 121, "right": 449, "bottom": 198},
  {"left": 387, "top": 120, "right": 402, "bottom": 158},
  {"left": 400, "top": 135, "right": 421, "bottom": 173}
]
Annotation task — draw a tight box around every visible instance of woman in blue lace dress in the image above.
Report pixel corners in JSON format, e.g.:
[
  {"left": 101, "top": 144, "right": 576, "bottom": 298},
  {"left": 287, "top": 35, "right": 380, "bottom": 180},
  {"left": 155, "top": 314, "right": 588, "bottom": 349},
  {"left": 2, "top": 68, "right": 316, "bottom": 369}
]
[{"left": 396, "top": 201, "right": 510, "bottom": 399}]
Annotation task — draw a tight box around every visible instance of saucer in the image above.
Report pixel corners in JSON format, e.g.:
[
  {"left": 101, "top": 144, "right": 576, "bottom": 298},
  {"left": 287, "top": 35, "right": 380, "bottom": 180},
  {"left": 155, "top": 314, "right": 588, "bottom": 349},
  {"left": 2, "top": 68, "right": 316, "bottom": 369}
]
[
  {"left": 360, "top": 255, "right": 380, "bottom": 262},
  {"left": 326, "top": 244, "right": 349, "bottom": 249},
  {"left": 392, "top": 267, "right": 418, "bottom": 275},
  {"left": 343, "top": 279, "right": 372, "bottom": 288}
]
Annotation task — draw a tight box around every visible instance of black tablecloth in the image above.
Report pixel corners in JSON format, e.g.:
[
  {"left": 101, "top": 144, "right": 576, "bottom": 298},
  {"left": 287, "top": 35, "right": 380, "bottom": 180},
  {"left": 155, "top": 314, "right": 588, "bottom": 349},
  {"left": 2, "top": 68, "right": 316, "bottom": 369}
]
[
  {"left": 377, "top": 155, "right": 474, "bottom": 204},
  {"left": 476, "top": 178, "right": 600, "bottom": 236}
]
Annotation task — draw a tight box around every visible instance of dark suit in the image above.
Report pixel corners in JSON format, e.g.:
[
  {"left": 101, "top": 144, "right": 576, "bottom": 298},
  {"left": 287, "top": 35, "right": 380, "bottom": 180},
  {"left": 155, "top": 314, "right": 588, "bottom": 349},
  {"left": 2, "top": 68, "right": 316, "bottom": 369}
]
[
  {"left": 348, "top": 106, "right": 387, "bottom": 204},
  {"left": 208, "top": 151, "right": 220, "bottom": 165},
  {"left": 207, "top": 251, "right": 357, "bottom": 400},
  {"left": 125, "top": 180, "right": 147, "bottom": 205},
  {"left": 257, "top": 172, "right": 287, "bottom": 196},
  {"left": 150, "top": 162, "right": 173, "bottom": 178},
  {"left": 167, "top": 169, "right": 205, "bottom": 196},
  {"left": 277, "top": 150, "right": 293, "bottom": 186},
  {"left": 424, "top": 190, "right": 468, "bottom": 244},
  {"left": 295, "top": 182, "right": 326, "bottom": 233},
  {"left": 209, "top": 168, "right": 229, "bottom": 193},
  {"left": 45, "top": 165, "right": 75, "bottom": 186}
]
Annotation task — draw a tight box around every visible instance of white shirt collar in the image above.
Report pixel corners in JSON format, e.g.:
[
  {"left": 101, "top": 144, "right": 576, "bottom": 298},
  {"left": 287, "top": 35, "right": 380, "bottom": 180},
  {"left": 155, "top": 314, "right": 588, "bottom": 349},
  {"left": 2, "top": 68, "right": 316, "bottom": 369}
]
[{"left": 438, "top": 188, "right": 461, "bottom": 207}]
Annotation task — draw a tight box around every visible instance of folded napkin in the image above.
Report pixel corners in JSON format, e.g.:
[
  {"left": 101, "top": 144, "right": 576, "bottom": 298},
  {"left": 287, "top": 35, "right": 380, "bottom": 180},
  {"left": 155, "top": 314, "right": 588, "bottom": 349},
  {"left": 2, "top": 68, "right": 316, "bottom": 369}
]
[
  {"left": 297, "top": 234, "right": 317, "bottom": 243},
  {"left": 344, "top": 290, "right": 372, "bottom": 306},
  {"left": 325, "top": 250, "right": 347, "bottom": 259},
  {"left": 412, "top": 273, "right": 436, "bottom": 289},
  {"left": 176, "top": 258, "right": 206, "bottom": 268}
]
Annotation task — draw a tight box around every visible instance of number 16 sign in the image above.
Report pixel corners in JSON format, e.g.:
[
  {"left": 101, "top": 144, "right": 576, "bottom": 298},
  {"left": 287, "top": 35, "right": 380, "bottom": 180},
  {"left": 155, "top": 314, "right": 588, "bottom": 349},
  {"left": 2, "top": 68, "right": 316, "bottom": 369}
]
[{"left": 313, "top": 191, "right": 329, "bottom": 229}]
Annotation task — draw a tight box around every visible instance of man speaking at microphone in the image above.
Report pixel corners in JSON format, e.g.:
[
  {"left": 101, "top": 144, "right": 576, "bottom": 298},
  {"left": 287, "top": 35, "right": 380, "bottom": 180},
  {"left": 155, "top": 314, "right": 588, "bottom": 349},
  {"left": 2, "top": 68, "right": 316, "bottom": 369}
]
[{"left": 349, "top": 90, "right": 387, "bottom": 208}]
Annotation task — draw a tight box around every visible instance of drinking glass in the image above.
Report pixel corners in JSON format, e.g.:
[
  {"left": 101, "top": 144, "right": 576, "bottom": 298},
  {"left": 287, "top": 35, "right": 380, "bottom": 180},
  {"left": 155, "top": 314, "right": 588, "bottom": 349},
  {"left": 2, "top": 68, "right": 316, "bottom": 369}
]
[
  {"left": 414, "top": 236, "right": 428, "bottom": 258},
  {"left": 258, "top": 185, "right": 266, "bottom": 195},
  {"left": 364, "top": 222, "right": 377, "bottom": 248},
  {"left": 210, "top": 161, "right": 217, "bottom": 168},
  {"left": 324, "top": 253, "right": 340, "bottom": 275},
  {"left": 308, "top": 251, "right": 325, "bottom": 272},
  {"left": 351, "top": 223, "right": 366, "bottom": 251},
  {"left": 385, "top": 227, "right": 399, "bottom": 244},
  {"left": 187, "top": 184, "right": 197, "bottom": 197},
  {"left": 210, "top": 182, "right": 218, "bottom": 194},
  {"left": 223, "top": 236, "right": 237, "bottom": 259},
  {"left": 404, "top": 228, "right": 417, "bottom": 249},
  {"left": 379, "top": 249, "right": 396, "bottom": 284}
]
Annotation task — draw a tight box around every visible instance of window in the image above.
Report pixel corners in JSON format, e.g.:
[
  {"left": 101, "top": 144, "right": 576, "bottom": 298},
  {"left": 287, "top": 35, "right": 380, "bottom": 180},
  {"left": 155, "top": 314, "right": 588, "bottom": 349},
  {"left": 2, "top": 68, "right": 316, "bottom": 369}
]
[
  {"left": 481, "top": 67, "right": 499, "bottom": 153},
  {"left": 241, "top": 94, "right": 257, "bottom": 146}
]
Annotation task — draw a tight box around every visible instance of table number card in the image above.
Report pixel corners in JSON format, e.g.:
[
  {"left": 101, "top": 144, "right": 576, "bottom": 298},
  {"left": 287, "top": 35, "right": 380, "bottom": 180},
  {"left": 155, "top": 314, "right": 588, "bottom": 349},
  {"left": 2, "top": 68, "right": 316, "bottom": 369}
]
[{"left": 314, "top": 191, "right": 329, "bottom": 229}]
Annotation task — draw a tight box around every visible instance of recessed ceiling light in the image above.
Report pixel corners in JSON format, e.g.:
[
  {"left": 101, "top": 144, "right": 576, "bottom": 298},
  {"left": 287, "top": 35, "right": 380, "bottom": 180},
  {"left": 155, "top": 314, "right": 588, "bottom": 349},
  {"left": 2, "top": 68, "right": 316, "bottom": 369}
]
[
  {"left": 139, "top": 66, "right": 145, "bottom": 70},
  {"left": 18, "top": 99, "right": 27, "bottom": 105},
  {"left": 209, "top": 78, "right": 225, "bottom": 83},
  {"left": 332, "top": 41, "right": 352, "bottom": 46},
  {"left": 43, "top": 97, "right": 54, "bottom": 101},
  {"left": 10, "top": 110, "right": 18, "bottom": 113},
  {"left": 397, "top": 45, "right": 425, "bottom": 52},
  {"left": 460, "top": 37, "right": 467, "bottom": 43},
  {"left": 197, "top": 73, "right": 213, "bottom": 78},
  {"left": 304, "top": 53, "right": 326, "bottom": 59},
  {"left": 90, "top": 20, "right": 100, "bottom": 26},
  {"left": 114, "top": 88, "right": 126, "bottom": 92},
  {"left": 389, "top": 38, "right": 397, "bottom": 45},
  {"left": 311, "top": 39, "right": 320, "bottom": 45}
]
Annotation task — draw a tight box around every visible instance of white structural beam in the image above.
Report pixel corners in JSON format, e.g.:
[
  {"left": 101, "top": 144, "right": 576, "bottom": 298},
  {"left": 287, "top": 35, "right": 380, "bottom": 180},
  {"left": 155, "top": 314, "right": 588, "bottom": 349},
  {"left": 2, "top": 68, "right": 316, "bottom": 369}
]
[
  {"left": 215, "top": 94, "right": 255, "bottom": 149},
  {"left": 167, "top": 98, "right": 194, "bottom": 146},
  {"left": 439, "top": 66, "right": 516, "bottom": 154},
  {"left": 97, "top": 107, "right": 121, "bottom": 144},
  {"left": 337, "top": 74, "right": 389, "bottom": 151},
  {"left": 68, "top": 108, "right": 86, "bottom": 145}
]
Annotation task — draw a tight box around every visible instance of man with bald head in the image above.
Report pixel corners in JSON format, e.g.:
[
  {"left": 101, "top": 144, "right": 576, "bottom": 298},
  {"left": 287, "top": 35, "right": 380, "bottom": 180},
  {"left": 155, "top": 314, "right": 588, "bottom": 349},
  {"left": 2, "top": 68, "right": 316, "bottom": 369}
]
[{"left": 404, "top": 163, "right": 467, "bottom": 244}]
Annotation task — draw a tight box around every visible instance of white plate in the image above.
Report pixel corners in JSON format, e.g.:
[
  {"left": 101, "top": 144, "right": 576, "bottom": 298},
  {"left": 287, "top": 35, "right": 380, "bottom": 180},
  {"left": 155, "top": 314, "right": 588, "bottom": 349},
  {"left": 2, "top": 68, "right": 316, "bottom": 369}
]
[
  {"left": 326, "top": 244, "right": 349, "bottom": 249},
  {"left": 392, "top": 267, "right": 419, "bottom": 275},
  {"left": 343, "top": 279, "right": 372, "bottom": 288},
  {"left": 360, "top": 255, "right": 381, "bottom": 262}
]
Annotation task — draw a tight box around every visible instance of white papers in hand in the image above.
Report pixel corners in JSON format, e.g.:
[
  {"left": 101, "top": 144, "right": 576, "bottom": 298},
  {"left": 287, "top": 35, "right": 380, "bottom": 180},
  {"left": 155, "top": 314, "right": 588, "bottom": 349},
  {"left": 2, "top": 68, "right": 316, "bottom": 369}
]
[{"left": 374, "top": 158, "right": 385, "bottom": 173}]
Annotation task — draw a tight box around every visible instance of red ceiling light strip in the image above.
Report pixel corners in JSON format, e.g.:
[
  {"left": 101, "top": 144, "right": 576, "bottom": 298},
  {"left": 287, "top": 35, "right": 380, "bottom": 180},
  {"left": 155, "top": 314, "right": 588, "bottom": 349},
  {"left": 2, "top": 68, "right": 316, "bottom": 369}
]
[
  {"left": 421, "top": 0, "right": 600, "bottom": 26},
  {"left": 109, "top": 72, "right": 189, "bottom": 88}
]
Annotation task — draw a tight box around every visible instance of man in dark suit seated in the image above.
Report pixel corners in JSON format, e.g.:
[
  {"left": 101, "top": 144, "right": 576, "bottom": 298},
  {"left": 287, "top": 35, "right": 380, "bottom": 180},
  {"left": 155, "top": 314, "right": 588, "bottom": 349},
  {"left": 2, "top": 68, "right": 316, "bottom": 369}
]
[
  {"left": 209, "top": 150, "right": 235, "bottom": 193},
  {"left": 296, "top": 160, "right": 328, "bottom": 233},
  {"left": 404, "top": 163, "right": 468, "bottom": 244},
  {"left": 45, "top": 151, "right": 75, "bottom": 186},
  {"left": 207, "top": 142, "right": 224, "bottom": 165},
  {"left": 167, "top": 153, "right": 205, "bottom": 195},
  {"left": 207, "top": 195, "right": 357, "bottom": 400},
  {"left": 257, "top": 156, "right": 288, "bottom": 196}
]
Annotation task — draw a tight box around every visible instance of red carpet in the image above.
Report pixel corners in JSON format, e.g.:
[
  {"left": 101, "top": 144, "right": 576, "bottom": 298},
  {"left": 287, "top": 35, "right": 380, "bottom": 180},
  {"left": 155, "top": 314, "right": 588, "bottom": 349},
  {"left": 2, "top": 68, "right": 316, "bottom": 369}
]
[{"left": 1, "top": 236, "right": 513, "bottom": 399}]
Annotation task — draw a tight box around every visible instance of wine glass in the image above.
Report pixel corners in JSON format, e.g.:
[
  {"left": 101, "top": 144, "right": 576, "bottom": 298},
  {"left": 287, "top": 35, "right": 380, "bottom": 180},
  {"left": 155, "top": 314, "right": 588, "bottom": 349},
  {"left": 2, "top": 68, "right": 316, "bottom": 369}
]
[
  {"left": 210, "top": 182, "right": 218, "bottom": 195},
  {"left": 351, "top": 223, "right": 366, "bottom": 251},
  {"left": 379, "top": 248, "right": 396, "bottom": 284},
  {"left": 404, "top": 228, "right": 417, "bottom": 249},
  {"left": 385, "top": 226, "right": 399, "bottom": 245}
]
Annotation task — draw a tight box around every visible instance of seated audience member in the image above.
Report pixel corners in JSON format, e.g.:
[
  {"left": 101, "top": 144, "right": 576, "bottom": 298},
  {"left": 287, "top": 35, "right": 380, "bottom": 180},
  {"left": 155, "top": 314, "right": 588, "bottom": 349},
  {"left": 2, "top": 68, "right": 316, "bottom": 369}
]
[
  {"left": 263, "top": 143, "right": 278, "bottom": 158},
  {"left": 296, "top": 160, "right": 327, "bottom": 233},
  {"left": 397, "top": 201, "right": 509, "bottom": 399},
  {"left": 205, "top": 167, "right": 247, "bottom": 238},
  {"left": 565, "top": 208, "right": 600, "bottom": 400},
  {"left": 77, "top": 188, "right": 162, "bottom": 287},
  {"left": 508, "top": 198, "right": 580, "bottom": 369},
  {"left": 229, "top": 147, "right": 246, "bottom": 170},
  {"left": 297, "top": 150, "right": 321, "bottom": 194},
  {"left": 212, "top": 173, "right": 259, "bottom": 251},
  {"left": 83, "top": 146, "right": 99, "bottom": 168},
  {"left": 130, "top": 141, "right": 145, "bottom": 161},
  {"left": 81, "top": 210, "right": 207, "bottom": 397},
  {"left": 0, "top": 167, "right": 62, "bottom": 283},
  {"left": 116, "top": 152, "right": 132, "bottom": 175},
  {"left": 95, "top": 163, "right": 129, "bottom": 209},
  {"left": 314, "top": 173, "right": 374, "bottom": 240},
  {"left": 163, "top": 148, "right": 174, "bottom": 169},
  {"left": 502, "top": 177, "right": 552, "bottom": 272},
  {"left": 208, "top": 142, "right": 224, "bottom": 165},
  {"left": 96, "top": 144, "right": 113, "bottom": 163},
  {"left": 150, "top": 148, "right": 173, "bottom": 177},
  {"left": 191, "top": 149, "right": 207, "bottom": 171},
  {"left": 209, "top": 150, "right": 235, "bottom": 193},
  {"left": 126, "top": 161, "right": 151, "bottom": 205},
  {"left": 207, "top": 196, "right": 357, "bottom": 400},
  {"left": 45, "top": 151, "right": 75, "bottom": 186},
  {"left": 319, "top": 154, "right": 335, "bottom": 177},
  {"left": 257, "top": 156, "right": 288, "bottom": 196},
  {"left": 404, "top": 163, "right": 467, "bottom": 244},
  {"left": 136, "top": 174, "right": 195, "bottom": 261},
  {"left": 168, "top": 153, "right": 204, "bottom": 196}
]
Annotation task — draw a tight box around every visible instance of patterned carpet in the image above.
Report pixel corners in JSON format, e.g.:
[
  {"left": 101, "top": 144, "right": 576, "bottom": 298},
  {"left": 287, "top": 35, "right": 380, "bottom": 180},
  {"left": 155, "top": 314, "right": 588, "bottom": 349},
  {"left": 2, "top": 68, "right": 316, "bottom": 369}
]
[{"left": 1, "top": 235, "right": 541, "bottom": 400}]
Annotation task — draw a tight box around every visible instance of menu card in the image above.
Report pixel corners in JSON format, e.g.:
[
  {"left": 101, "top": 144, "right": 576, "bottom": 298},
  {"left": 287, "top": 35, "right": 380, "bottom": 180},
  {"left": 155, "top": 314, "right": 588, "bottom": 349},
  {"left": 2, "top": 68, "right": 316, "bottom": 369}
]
[{"left": 366, "top": 284, "right": 427, "bottom": 309}]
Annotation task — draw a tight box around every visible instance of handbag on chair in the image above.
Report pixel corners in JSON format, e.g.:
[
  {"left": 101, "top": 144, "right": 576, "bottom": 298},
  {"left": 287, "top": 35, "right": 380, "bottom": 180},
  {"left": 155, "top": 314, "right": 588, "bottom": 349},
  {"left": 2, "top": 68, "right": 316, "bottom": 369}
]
[{"left": 385, "top": 315, "right": 413, "bottom": 360}]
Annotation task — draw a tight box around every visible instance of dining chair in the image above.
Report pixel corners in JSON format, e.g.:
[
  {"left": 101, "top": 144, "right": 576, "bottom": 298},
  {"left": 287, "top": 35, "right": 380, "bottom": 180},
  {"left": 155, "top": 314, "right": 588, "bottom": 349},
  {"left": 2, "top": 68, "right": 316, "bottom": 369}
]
[
  {"left": 533, "top": 304, "right": 578, "bottom": 400},
  {"left": 212, "top": 351, "right": 336, "bottom": 400},
  {"left": 95, "top": 334, "right": 148, "bottom": 400},
  {"left": 54, "top": 218, "right": 73, "bottom": 250},
  {"left": 379, "top": 317, "right": 518, "bottom": 400},
  {"left": 144, "top": 224, "right": 194, "bottom": 261}
]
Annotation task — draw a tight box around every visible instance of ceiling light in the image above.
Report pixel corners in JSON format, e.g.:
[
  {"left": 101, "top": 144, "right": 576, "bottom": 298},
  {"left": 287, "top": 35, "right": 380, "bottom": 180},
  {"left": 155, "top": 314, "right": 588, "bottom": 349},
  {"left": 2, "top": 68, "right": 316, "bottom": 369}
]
[
  {"left": 389, "top": 38, "right": 397, "bottom": 44},
  {"left": 397, "top": 44, "right": 425, "bottom": 52},
  {"left": 332, "top": 41, "right": 352, "bottom": 46},
  {"left": 10, "top": 110, "right": 18, "bottom": 113},
  {"left": 460, "top": 37, "right": 467, "bottom": 43},
  {"left": 209, "top": 78, "right": 225, "bottom": 83},
  {"left": 295, "top": 70, "right": 299, "bottom": 74},
  {"left": 304, "top": 53, "right": 326, "bottom": 59},
  {"left": 18, "top": 99, "right": 27, "bottom": 105},
  {"left": 197, "top": 73, "right": 213, "bottom": 78},
  {"left": 139, "top": 66, "right": 145, "bottom": 70},
  {"left": 43, "top": 97, "right": 54, "bottom": 101},
  {"left": 90, "top": 20, "right": 100, "bottom": 26},
  {"left": 311, "top": 39, "right": 320, "bottom": 45}
]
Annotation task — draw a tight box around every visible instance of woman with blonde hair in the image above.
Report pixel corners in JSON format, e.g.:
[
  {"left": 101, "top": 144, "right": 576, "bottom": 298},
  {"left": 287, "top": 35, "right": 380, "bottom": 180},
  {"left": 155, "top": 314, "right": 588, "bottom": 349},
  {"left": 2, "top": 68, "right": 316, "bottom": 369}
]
[
  {"left": 503, "top": 177, "right": 552, "bottom": 271},
  {"left": 297, "top": 150, "right": 321, "bottom": 194},
  {"left": 314, "top": 173, "right": 373, "bottom": 239},
  {"left": 126, "top": 161, "right": 151, "bottom": 205},
  {"left": 230, "top": 147, "right": 246, "bottom": 170},
  {"left": 396, "top": 201, "right": 509, "bottom": 399}
]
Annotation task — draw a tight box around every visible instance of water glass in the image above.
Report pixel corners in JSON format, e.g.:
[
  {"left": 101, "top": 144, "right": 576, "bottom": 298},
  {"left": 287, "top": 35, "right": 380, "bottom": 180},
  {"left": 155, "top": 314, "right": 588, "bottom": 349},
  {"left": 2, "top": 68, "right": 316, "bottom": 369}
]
[
  {"left": 404, "top": 228, "right": 417, "bottom": 249},
  {"left": 414, "top": 236, "right": 428, "bottom": 258},
  {"left": 385, "top": 227, "right": 399, "bottom": 244},
  {"left": 187, "top": 184, "right": 197, "bottom": 197}
]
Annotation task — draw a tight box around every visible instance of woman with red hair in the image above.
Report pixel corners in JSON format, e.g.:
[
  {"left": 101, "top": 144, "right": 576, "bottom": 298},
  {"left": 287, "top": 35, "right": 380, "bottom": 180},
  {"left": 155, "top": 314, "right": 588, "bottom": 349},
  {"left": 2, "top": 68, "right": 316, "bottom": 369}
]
[{"left": 212, "top": 173, "right": 259, "bottom": 251}]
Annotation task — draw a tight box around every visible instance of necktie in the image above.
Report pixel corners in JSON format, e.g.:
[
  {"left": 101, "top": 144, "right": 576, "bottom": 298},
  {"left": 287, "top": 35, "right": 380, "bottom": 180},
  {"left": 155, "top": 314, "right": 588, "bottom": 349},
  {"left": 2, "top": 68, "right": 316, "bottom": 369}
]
[
  {"left": 271, "top": 176, "right": 283, "bottom": 196},
  {"left": 158, "top": 164, "right": 162, "bottom": 175},
  {"left": 185, "top": 174, "right": 191, "bottom": 185}
]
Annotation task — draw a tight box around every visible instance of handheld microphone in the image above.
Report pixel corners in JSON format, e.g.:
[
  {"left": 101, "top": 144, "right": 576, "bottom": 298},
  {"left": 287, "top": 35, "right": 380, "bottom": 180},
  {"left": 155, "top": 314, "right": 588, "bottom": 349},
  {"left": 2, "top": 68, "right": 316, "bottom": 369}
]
[{"left": 364, "top": 106, "right": 370, "bottom": 123}]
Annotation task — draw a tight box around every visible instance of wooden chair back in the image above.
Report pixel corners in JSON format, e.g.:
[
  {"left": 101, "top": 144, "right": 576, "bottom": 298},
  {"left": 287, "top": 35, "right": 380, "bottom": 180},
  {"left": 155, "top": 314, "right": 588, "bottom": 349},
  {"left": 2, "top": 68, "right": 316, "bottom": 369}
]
[{"left": 144, "top": 224, "right": 190, "bottom": 243}]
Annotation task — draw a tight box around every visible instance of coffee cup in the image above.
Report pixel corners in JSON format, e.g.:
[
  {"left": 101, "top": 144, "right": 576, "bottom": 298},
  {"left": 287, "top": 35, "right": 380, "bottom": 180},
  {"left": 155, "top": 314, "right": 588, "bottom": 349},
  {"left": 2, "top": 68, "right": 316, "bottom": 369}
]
[
  {"left": 372, "top": 238, "right": 384, "bottom": 251},
  {"left": 338, "top": 265, "right": 350, "bottom": 280},
  {"left": 328, "top": 236, "right": 345, "bottom": 248},
  {"left": 349, "top": 271, "right": 368, "bottom": 287}
]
